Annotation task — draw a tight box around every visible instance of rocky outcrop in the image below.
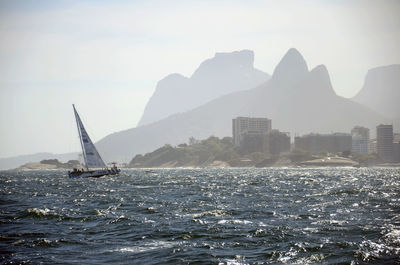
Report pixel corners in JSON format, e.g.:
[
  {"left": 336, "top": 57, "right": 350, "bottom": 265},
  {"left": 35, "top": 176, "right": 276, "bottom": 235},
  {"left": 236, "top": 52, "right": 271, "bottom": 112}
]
[
  {"left": 138, "top": 50, "right": 270, "bottom": 126},
  {"left": 15, "top": 159, "right": 82, "bottom": 170},
  {"left": 352, "top": 64, "right": 400, "bottom": 121}
]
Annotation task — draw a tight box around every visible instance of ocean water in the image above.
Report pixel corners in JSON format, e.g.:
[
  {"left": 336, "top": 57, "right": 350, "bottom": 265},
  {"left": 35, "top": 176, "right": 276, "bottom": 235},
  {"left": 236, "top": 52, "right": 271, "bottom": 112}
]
[{"left": 1, "top": 168, "right": 399, "bottom": 264}]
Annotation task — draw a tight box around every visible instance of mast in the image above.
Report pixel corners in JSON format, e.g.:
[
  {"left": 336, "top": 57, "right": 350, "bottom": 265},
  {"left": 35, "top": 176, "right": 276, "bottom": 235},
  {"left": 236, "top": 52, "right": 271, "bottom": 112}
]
[{"left": 73, "top": 104, "right": 89, "bottom": 170}]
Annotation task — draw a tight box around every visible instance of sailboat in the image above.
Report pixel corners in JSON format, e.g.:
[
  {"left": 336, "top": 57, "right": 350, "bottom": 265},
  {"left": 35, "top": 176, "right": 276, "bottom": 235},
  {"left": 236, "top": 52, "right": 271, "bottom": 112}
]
[{"left": 68, "top": 104, "right": 120, "bottom": 178}]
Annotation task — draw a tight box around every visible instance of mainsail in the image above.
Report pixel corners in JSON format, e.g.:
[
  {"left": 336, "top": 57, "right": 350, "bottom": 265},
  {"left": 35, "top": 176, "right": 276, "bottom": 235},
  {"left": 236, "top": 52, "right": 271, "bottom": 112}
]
[{"left": 73, "top": 105, "right": 106, "bottom": 169}]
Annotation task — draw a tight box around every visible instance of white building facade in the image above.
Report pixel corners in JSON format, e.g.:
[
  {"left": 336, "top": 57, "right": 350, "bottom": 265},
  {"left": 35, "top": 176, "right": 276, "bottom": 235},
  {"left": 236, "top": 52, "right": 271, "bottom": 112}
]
[
  {"left": 232, "top": 117, "right": 271, "bottom": 146},
  {"left": 351, "top": 126, "right": 370, "bottom": 155}
]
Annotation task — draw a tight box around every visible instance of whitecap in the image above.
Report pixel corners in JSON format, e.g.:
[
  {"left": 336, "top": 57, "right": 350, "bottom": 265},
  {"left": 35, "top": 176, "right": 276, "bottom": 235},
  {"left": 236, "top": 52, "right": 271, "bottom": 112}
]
[
  {"left": 117, "top": 240, "right": 179, "bottom": 254},
  {"left": 192, "top": 209, "right": 229, "bottom": 218},
  {"left": 27, "top": 208, "right": 50, "bottom": 215},
  {"left": 218, "top": 219, "right": 252, "bottom": 225},
  {"left": 219, "top": 255, "right": 248, "bottom": 265}
]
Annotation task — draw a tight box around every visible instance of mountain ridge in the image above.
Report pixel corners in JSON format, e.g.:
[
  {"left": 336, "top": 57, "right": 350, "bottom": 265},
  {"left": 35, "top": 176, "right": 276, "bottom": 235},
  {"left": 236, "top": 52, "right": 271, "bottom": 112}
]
[
  {"left": 137, "top": 50, "right": 270, "bottom": 126},
  {"left": 2, "top": 49, "right": 395, "bottom": 169},
  {"left": 352, "top": 64, "right": 400, "bottom": 122},
  {"left": 96, "top": 48, "right": 388, "bottom": 163}
]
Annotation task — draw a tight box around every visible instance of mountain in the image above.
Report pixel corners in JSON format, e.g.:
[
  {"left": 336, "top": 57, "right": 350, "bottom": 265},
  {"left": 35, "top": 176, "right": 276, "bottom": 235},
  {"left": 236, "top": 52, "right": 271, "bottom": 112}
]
[
  {"left": 96, "top": 48, "right": 387, "bottom": 163},
  {"left": 0, "top": 152, "right": 78, "bottom": 170},
  {"left": 352, "top": 64, "right": 400, "bottom": 121},
  {"left": 138, "top": 50, "right": 270, "bottom": 126}
]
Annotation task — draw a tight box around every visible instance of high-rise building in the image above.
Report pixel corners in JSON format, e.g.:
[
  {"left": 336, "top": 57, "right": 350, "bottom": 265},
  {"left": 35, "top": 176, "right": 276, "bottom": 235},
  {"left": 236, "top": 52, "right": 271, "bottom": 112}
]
[
  {"left": 294, "top": 133, "right": 352, "bottom": 154},
  {"left": 394, "top": 133, "right": 400, "bottom": 163},
  {"left": 369, "top": 139, "right": 377, "bottom": 154},
  {"left": 394, "top": 133, "right": 400, "bottom": 143},
  {"left": 393, "top": 143, "right": 400, "bottom": 163},
  {"left": 240, "top": 134, "right": 265, "bottom": 153},
  {"left": 232, "top": 117, "right": 271, "bottom": 146},
  {"left": 264, "top": 130, "right": 291, "bottom": 155},
  {"left": 351, "top": 126, "right": 370, "bottom": 155},
  {"left": 377, "top": 124, "right": 393, "bottom": 162}
]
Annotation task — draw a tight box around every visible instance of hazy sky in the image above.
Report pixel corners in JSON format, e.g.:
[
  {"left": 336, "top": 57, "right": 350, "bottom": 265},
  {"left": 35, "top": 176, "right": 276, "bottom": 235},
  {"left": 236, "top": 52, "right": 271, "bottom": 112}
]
[{"left": 0, "top": 0, "right": 399, "bottom": 158}]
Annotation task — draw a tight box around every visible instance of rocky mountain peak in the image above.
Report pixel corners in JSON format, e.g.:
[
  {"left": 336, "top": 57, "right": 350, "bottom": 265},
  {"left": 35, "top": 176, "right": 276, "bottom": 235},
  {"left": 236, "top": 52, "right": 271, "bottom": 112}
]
[
  {"left": 156, "top": 73, "right": 188, "bottom": 89},
  {"left": 353, "top": 64, "right": 400, "bottom": 120},
  {"left": 137, "top": 50, "right": 269, "bottom": 126},
  {"left": 272, "top": 48, "right": 308, "bottom": 86},
  {"left": 191, "top": 50, "right": 256, "bottom": 80},
  {"left": 305, "top": 64, "right": 336, "bottom": 96}
]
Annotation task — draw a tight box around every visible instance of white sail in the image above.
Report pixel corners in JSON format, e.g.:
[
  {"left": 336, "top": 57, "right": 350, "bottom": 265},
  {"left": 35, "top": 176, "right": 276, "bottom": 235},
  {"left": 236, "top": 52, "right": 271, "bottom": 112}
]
[{"left": 73, "top": 105, "right": 106, "bottom": 169}]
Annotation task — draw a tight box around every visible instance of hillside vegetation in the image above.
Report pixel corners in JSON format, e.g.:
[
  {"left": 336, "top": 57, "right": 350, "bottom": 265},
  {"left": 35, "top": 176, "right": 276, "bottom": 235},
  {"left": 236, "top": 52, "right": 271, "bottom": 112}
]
[{"left": 128, "top": 136, "right": 314, "bottom": 168}]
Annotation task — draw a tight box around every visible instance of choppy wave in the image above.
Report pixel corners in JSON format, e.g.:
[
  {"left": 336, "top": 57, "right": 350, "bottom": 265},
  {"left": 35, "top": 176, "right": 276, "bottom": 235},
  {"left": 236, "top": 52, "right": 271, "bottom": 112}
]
[
  {"left": 24, "top": 208, "right": 60, "bottom": 218},
  {"left": 117, "top": 240, "right": 180, "bottom": 254},
  {"left": 1, "top": 168, "right": 399, "bottom": 264}
]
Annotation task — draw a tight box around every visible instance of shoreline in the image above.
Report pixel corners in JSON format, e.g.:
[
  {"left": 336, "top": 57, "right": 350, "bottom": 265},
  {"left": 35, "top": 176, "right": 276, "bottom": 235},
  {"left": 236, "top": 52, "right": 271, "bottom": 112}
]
[{"left": 6, "top": 164, "right": 400, "bottom": 172}]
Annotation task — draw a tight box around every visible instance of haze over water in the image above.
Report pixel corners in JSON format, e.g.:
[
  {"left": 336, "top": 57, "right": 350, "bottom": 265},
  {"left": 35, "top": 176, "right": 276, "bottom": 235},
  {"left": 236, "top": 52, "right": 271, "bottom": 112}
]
[
  {"left": 1, "top": 168, "right": 399, "bottom": 264},
  {"left": 1, "top": 1, "right": 399, "bottom": 159}
]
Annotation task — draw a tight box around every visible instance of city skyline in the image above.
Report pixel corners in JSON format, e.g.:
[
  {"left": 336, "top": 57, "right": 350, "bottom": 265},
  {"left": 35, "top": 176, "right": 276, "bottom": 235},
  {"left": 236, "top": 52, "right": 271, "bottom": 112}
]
[{"left": 1, "top": 0, "right": 399, "bottom": 158}]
